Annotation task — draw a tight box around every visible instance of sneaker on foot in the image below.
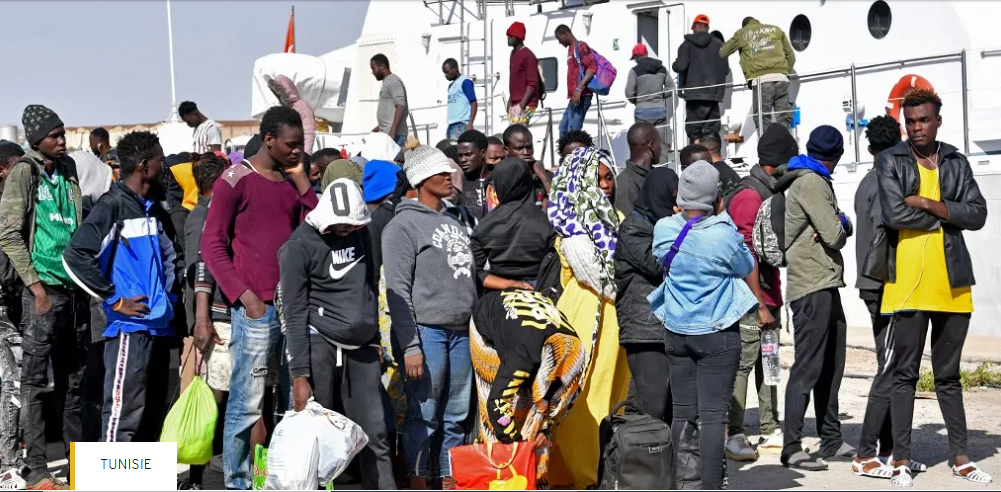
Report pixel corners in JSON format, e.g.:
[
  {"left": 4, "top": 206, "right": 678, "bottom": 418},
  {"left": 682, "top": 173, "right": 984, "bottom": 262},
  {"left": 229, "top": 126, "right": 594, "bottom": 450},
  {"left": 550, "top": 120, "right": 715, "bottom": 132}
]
[
  {"left": 0, "top": 468, "right": 26, "bottom": 490},
  {"left": 758, "top": 429, "right": 784, "bottom": 449},
  {"left": 725, "top": 434, "right": 758, "bottom": 461}
]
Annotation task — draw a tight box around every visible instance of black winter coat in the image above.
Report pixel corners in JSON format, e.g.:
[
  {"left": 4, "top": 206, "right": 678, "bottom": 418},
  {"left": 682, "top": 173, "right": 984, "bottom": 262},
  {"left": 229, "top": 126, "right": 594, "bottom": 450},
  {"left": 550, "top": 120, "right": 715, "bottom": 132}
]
[
  {"left": 614, "top": 210, "right": 666, "bottom": 345},
  {"left": 672, "top": 31, "right": 729, "bottom": 102},
  {"left": 863, "top": 141, "right": 987, "bottom": 289}
]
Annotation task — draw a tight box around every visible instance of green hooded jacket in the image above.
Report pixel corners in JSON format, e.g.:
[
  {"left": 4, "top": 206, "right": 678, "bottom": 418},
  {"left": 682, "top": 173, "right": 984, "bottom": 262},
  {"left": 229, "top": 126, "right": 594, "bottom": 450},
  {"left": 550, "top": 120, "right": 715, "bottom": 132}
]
[
  {"left": 719, "top": 19, "right": 796, "bottom": 81},
  {"left": 0, "top": 149, "right": 83, "bottom": 287}
]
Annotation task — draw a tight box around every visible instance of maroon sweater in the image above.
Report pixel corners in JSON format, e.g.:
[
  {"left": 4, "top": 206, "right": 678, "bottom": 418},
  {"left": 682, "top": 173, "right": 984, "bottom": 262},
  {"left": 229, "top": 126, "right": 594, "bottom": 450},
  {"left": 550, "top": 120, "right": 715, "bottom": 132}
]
[
  {"left": 201, "top": 162, "right": 318, "bottom": 304},
  {"left": 509, "top": 46, "right": 540, "bottom": 108}
]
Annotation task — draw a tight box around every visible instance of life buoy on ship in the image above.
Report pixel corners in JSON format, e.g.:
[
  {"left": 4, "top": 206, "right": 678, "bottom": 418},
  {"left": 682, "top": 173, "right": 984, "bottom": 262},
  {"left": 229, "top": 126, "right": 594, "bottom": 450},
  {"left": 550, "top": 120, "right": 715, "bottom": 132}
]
[{"left": 886, "top": 74, "right": 935, "bottom": 131}]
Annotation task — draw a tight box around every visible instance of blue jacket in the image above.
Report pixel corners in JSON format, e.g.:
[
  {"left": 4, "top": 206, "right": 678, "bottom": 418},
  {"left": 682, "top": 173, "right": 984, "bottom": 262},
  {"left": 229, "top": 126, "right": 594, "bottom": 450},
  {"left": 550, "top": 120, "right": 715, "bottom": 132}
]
[
  {"left": 647, "top": 212, "right": 757, "bottom": 335},
  {"left": 63, "top": 183, "right": 178, "bottom": 337}
]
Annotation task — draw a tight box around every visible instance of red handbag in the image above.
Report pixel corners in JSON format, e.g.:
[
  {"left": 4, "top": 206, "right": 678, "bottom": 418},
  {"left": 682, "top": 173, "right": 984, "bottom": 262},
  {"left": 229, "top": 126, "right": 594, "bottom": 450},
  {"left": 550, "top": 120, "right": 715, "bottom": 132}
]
[{"left": 449, "top": 441, "right": 537, "bottom": 490}]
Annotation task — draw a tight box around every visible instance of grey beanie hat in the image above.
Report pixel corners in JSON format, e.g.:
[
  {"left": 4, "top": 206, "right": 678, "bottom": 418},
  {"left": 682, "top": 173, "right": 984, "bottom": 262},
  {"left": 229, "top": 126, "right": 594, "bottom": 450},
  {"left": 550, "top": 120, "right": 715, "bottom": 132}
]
[
  {"left": 677, "top": 160, "right": 720, "bottom": 213},
  {"left": 22, "top": 104, "right": 63, "bottom": 146}
]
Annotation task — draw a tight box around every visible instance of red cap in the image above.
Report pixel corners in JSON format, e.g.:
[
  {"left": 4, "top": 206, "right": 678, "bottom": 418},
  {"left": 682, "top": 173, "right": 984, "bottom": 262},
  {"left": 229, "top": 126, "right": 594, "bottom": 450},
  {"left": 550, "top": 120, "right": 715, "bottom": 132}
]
[
  {"left": 693, "top": 14, "right": 710, "bottom": 27},
  {"left": 506, "top": 22, "right": 526, "bottom": 41},
  {"left": 630, "top": 43, "right": 649, "bottom": 60}
]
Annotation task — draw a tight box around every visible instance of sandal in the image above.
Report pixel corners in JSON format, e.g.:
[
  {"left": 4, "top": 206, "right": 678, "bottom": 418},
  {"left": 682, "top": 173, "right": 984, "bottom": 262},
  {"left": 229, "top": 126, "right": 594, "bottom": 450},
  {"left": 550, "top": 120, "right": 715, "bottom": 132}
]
[
  {"left": 853, "top": 457, "right": 893, "bottom": 479},
  {"left": 953, "top": 462, "right": 993, "bottom": 484},
  {"left": 880, "top": 456, "right": 928, "bottom": 473},
  {"left": 891, "top": 465, "right": 913, "bottom": 488}
]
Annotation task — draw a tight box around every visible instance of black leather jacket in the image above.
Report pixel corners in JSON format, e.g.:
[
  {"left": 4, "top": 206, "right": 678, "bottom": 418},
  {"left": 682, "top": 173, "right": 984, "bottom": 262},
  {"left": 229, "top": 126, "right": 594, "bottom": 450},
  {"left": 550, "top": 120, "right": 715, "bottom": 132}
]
[
  {"left": 862, "top": 141, "right": 986, "bottom": 288},
  {"left": 614, "top": 210, "right": 666, "bottom": 345}
]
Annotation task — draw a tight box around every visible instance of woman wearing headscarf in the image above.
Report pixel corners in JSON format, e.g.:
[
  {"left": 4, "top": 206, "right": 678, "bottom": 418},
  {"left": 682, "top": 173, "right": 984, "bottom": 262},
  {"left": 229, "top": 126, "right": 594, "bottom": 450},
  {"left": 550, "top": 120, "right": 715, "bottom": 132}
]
[
  {"left": 546, "top": 147, "right": 630, "bottom": 489},
  {"left": 471, "top": 157, "right": 556, "bottom": 291},
  {"left": 614, "top": 167, "right": 679, "bottom": 422},
  {"left": 469, "top": 288, "right": 585, "bottom": 488}
]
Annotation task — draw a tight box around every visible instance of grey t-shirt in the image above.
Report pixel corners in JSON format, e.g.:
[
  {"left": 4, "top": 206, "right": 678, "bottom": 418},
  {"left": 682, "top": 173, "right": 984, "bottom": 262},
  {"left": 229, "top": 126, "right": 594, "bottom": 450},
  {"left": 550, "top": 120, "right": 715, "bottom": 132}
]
[{"left": 377, "top": 73, "right": 409, "bottom": 136}]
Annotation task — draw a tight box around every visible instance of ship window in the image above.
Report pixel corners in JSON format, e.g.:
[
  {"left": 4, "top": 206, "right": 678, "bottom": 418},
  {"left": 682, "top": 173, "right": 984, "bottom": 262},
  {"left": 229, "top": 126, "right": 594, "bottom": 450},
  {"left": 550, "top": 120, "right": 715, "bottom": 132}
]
[
  {"left": 539, "top": 57, "right": 559, "bottom": 93},
  {"left": 789, "top": 14, "right": 811, "bottom": 52},
  {"left": 868, "top": 1, "right": 892, "bottom": 39}
]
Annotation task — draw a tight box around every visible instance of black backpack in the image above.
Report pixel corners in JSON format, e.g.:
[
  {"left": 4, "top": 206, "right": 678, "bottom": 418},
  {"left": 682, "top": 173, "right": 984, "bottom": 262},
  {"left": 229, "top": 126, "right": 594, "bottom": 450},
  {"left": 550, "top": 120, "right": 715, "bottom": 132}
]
[{"left": 597, "top": 400, "right": 675, "bottom": 490}]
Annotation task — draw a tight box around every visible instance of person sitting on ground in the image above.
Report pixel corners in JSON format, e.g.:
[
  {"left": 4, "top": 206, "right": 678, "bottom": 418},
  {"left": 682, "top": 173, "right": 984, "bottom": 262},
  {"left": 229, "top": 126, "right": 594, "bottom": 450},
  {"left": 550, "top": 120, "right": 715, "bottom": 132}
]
[
  {"left": 63, "top": 130, "right": 180, "bottom": 443},
  {"left": 615, "top": 166, "right": 679, "bottom": 421},
  {"left": 279, "top": 178, "right": 395, "bottom": 490},
  {"left": 470, "top": 288, "right": 585, "bottom": 488},
  {"left": 648, "top": 160, "right": 756, "bottom": 490},
  {"left": 471, "top": 158, "right": 556, "bottom": 291}
]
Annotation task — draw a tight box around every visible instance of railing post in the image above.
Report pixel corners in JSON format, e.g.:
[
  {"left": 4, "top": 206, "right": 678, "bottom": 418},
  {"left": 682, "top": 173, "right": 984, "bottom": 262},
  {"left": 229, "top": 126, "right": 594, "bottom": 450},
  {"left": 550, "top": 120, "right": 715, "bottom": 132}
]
[
  {"left": 961, "top": 49, "right": 970, "bottom": 154},
  {"left": 548, "top": 108, "right": 556, "bottom": 169},
  {"left": 756, "top": 82, "right": 764, "bottom": 136},
  {"left": 671, "top": 85, "right": 680, "bottom": 169},
  {"left": 850, "top": 63, "right": 861, "bottom": 163}
]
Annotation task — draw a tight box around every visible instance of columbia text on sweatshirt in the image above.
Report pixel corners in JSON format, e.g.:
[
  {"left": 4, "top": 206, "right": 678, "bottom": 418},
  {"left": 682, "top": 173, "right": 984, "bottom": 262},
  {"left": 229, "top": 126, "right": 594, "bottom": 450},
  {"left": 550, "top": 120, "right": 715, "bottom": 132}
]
[
  {"left": 383, "top": 199, "right": 478, "bottom": 357},
  {"left": 201, "top": 162, "right": 318, "bottom": 304},
  {"left": 63, "top": 183, "right": 178, "bottom": 337}
]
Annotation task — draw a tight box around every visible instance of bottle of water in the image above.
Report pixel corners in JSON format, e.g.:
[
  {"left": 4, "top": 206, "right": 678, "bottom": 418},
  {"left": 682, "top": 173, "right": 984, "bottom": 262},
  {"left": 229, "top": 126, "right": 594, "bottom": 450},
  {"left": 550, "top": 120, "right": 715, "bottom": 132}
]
[{"left": 761, "top": 329, "right": 781, "bottom": 386}]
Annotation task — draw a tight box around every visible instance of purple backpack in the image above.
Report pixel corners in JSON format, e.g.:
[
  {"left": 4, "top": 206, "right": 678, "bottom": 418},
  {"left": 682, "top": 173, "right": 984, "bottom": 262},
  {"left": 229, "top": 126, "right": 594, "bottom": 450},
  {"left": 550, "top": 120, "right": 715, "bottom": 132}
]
[{"left": 574, "top": 43, "right": 617, "bottom": 96}]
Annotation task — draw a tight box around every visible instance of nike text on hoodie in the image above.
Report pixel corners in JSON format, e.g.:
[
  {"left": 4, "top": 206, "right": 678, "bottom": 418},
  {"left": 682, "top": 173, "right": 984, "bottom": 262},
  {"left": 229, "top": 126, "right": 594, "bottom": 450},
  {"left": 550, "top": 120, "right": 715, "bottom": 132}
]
[
  {"left": 382, "top": 199, "right": 478, "bottom": 358},
  {"left": 280, "top": 179, "right": 378, "bottom": 379}
]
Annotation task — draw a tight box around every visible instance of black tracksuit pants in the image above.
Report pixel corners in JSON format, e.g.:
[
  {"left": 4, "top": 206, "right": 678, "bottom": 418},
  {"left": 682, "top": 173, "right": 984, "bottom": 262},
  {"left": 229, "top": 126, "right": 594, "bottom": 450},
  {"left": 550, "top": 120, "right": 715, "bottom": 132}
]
[
  {"left": 889, "top": 310, "right": 970, "bottom": 461},
  {"left": 309, "top": 339, "right": 394, "bottom": 490},
  {"left": 101, "top": 331, "right": 170, "bottom": 442},
  {"left": 782, "top": 289, "right": 847, "bottom": 462},
  {"left": 856, "top": 292, "right": 894, "bottom": 457}
]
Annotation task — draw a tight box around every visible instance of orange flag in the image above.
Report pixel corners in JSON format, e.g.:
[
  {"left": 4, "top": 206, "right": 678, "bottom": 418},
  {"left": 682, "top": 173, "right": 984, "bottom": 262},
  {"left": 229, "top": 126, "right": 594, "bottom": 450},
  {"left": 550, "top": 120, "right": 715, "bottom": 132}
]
[{"left": 284, "top": 7, "right": 295, "bottom": 53}]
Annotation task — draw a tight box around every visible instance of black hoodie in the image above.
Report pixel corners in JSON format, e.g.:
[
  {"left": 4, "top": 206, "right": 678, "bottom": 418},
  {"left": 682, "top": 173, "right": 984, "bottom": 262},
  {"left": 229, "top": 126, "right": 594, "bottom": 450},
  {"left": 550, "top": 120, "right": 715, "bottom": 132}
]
[
  {"left": 471, "top": 158, "right": 556, "bottom": 286},
  {"left": 672, "top": 30, "right": 730, "bottom": 102}
]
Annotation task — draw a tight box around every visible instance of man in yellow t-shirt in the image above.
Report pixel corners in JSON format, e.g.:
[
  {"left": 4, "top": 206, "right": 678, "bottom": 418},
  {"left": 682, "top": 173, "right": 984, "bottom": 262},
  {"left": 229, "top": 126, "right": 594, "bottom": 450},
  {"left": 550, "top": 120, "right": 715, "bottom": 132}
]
[{"left": 875, "top": 89, "right": 991, "bottom": 486}]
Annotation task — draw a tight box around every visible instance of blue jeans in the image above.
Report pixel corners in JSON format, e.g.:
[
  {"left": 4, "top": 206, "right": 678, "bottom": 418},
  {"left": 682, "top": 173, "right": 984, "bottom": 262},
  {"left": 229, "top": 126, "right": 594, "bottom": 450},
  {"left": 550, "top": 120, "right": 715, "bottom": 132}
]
[
  {"left": 559, "top": 95, "right": 593, "bottom": 139},
  {"left": 223, "top": 305, "right": 281, "bottom": 490},
  {"left": 394, "top": 134, "right": 408, "bottom": 147},
  {"left": 446, "top": 122, "right": 466, "bottom": 141},
  {"left": 403, "top": 325, "right": 472, "bottom": 478}
]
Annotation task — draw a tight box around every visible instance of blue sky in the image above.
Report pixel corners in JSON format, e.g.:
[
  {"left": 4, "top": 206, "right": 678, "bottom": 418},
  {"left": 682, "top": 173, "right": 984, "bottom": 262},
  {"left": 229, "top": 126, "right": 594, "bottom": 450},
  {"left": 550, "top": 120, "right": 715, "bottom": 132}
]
[{"left": 0, "top": 0, "right": 367, "bottom": 127}]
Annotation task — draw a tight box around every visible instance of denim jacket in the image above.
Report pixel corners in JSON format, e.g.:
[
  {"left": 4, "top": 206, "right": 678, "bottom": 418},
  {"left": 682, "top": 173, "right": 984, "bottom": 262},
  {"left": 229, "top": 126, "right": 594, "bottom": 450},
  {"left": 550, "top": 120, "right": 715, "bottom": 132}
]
[{"left": 647, "top": 212, "right": 757, "bottom": 335}]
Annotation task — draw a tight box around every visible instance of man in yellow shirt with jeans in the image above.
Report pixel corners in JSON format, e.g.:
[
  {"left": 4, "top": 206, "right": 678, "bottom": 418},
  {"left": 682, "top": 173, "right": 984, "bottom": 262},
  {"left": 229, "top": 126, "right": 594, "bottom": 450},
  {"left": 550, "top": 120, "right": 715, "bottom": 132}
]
[{"left": 871, "top": 89, "right": 991, "bottom": 486}]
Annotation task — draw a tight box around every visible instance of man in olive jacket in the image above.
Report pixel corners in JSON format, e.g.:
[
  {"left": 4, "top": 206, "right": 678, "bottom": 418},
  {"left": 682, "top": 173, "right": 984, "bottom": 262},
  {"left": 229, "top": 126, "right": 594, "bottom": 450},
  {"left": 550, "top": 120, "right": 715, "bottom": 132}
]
[
  {"left": 720, "top": 17, "right": 796, "bottom": 132},
  {"left": 0, "top": 105, "right": 84, "bottom": 489},
  {"left": 777, "top": 125, "right": 855, "bottom": 471}
]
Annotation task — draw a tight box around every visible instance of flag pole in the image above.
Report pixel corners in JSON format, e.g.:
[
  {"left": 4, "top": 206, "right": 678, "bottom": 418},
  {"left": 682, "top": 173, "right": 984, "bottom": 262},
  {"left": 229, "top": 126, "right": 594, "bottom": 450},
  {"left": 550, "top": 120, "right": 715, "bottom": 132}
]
[{"left": 164, "top": 0, "right": 180, "bottom": 122}]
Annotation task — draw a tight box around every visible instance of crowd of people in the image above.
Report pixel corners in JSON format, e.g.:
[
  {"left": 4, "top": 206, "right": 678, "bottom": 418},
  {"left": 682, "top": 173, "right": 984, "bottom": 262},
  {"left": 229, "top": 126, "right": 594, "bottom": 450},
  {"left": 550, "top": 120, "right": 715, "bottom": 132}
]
[{"left": 0, "top": 11, "right": 992, "bottom": 492}]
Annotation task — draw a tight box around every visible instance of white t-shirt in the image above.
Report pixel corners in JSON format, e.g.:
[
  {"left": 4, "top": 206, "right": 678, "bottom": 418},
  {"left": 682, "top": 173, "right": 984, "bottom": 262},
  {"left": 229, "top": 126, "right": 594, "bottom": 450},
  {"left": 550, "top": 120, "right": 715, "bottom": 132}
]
[{"left": 193, "top": 119, "right": 222, "bottom": 153}]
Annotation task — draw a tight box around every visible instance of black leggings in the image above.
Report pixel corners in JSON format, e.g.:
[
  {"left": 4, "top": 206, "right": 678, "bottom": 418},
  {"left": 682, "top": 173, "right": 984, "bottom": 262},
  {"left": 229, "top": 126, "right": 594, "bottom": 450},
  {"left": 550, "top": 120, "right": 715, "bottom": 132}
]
[{"left": 889, "top": 311, "right": 970, "bottom": 461}]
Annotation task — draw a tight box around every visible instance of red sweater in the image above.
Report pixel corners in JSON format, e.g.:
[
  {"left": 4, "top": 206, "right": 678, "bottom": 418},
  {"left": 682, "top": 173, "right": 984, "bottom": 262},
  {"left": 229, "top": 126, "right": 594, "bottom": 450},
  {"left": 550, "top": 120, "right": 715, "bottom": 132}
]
[
  {"left": 509, "top": 46, "right": 540, "bottom": 108},
  {"left": 201, "top": 163, "right": 318, "bottom": 303},
  {"left": 729, "top": 188, "right": 783, "bottom": 307}
]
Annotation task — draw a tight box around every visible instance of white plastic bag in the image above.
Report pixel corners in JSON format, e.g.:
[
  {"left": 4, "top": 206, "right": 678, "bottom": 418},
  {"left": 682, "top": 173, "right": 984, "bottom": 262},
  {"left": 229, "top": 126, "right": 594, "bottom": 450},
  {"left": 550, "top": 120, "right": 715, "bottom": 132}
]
[{"left": 266, "top": 400, "right": 369, "bottom": 489}]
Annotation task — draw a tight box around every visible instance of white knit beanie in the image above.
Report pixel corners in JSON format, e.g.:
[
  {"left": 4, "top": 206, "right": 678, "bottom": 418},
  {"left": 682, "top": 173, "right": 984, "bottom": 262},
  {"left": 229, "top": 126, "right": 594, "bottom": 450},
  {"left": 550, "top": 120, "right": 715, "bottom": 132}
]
[{"left": 402, "top": 139, "right": 455, "bottom": 187}]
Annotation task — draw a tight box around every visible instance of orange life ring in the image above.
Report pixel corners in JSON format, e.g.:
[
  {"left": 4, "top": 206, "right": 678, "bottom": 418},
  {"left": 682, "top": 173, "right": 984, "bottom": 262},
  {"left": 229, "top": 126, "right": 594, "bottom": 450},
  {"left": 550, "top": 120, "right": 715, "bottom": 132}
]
[{"left": 886, "top": 74, "right": 935, "bottom": 130}]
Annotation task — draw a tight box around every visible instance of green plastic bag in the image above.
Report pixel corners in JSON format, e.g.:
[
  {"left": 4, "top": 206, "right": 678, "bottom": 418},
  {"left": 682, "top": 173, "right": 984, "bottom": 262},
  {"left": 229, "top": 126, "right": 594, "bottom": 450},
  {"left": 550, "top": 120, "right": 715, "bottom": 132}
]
[
  {"left": 253, "top": 445, "right": 268, "bottom": 490},
  {"left": 159, "top": 376, "right": 217, "bottom": 465}
]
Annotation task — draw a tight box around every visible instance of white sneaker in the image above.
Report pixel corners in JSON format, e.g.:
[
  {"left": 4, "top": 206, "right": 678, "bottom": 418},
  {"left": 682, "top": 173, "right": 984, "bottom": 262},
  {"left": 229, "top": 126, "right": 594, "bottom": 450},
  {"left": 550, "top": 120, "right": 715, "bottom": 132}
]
[
  {"left": 759, "top": 429, "right": 784, "bottom": 449},
  {"left": 0, "top": 468, "right": 26, "bottom": 490}
]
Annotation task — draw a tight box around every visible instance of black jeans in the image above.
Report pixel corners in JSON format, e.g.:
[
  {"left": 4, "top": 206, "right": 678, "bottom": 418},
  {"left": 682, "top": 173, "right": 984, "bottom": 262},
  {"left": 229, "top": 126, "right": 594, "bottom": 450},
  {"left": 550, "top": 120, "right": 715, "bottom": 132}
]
[
  {"left": 81, "top": 296, "right": 106, "bottom": 442},
  {"left": 624, "top": 342, "right": 672, "bottom": 422},
  {"left": 665, "top": 325, "right": 739, "bottom": 491},
  {"left": 856, "top": 292, "right": 894, "bottom": 457},
  {"left": 21, "top": 286, "right": 86, "bottom": 476},
  {"left": 889, "top": 311, "right": 969, "bottom": 461},
  {"left": 0, "top": 301, "right": 24, "bottom": 470},
  {"left": 309, "top": 340, "right": 394, "bottom": 490},
  {"left": 684, "top": 101, "right": 722, "bottom": 143},
  {"left": 101, "top": 332, "right": 170, "bottom": 442},
  {"left": 782, "top": 289, "right": 847, "bottom": 462}
]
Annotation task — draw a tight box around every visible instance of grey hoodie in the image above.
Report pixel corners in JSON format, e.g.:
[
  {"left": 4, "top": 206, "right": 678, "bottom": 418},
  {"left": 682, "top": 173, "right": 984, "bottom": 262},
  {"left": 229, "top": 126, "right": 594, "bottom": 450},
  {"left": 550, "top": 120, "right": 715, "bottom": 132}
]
[
  {"left": 625, "top": 56, "right": 672, "bottom": 110},
  {"left": 383, "top": 198, "right": 477, "bottom": 357}
]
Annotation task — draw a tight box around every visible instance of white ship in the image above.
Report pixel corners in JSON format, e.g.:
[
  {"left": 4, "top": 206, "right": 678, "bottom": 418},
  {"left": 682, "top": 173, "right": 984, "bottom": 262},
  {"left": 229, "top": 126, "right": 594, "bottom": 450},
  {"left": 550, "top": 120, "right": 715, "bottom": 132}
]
[{"left": 250, "top": 0, "right": 1001, "bottom": 337}]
